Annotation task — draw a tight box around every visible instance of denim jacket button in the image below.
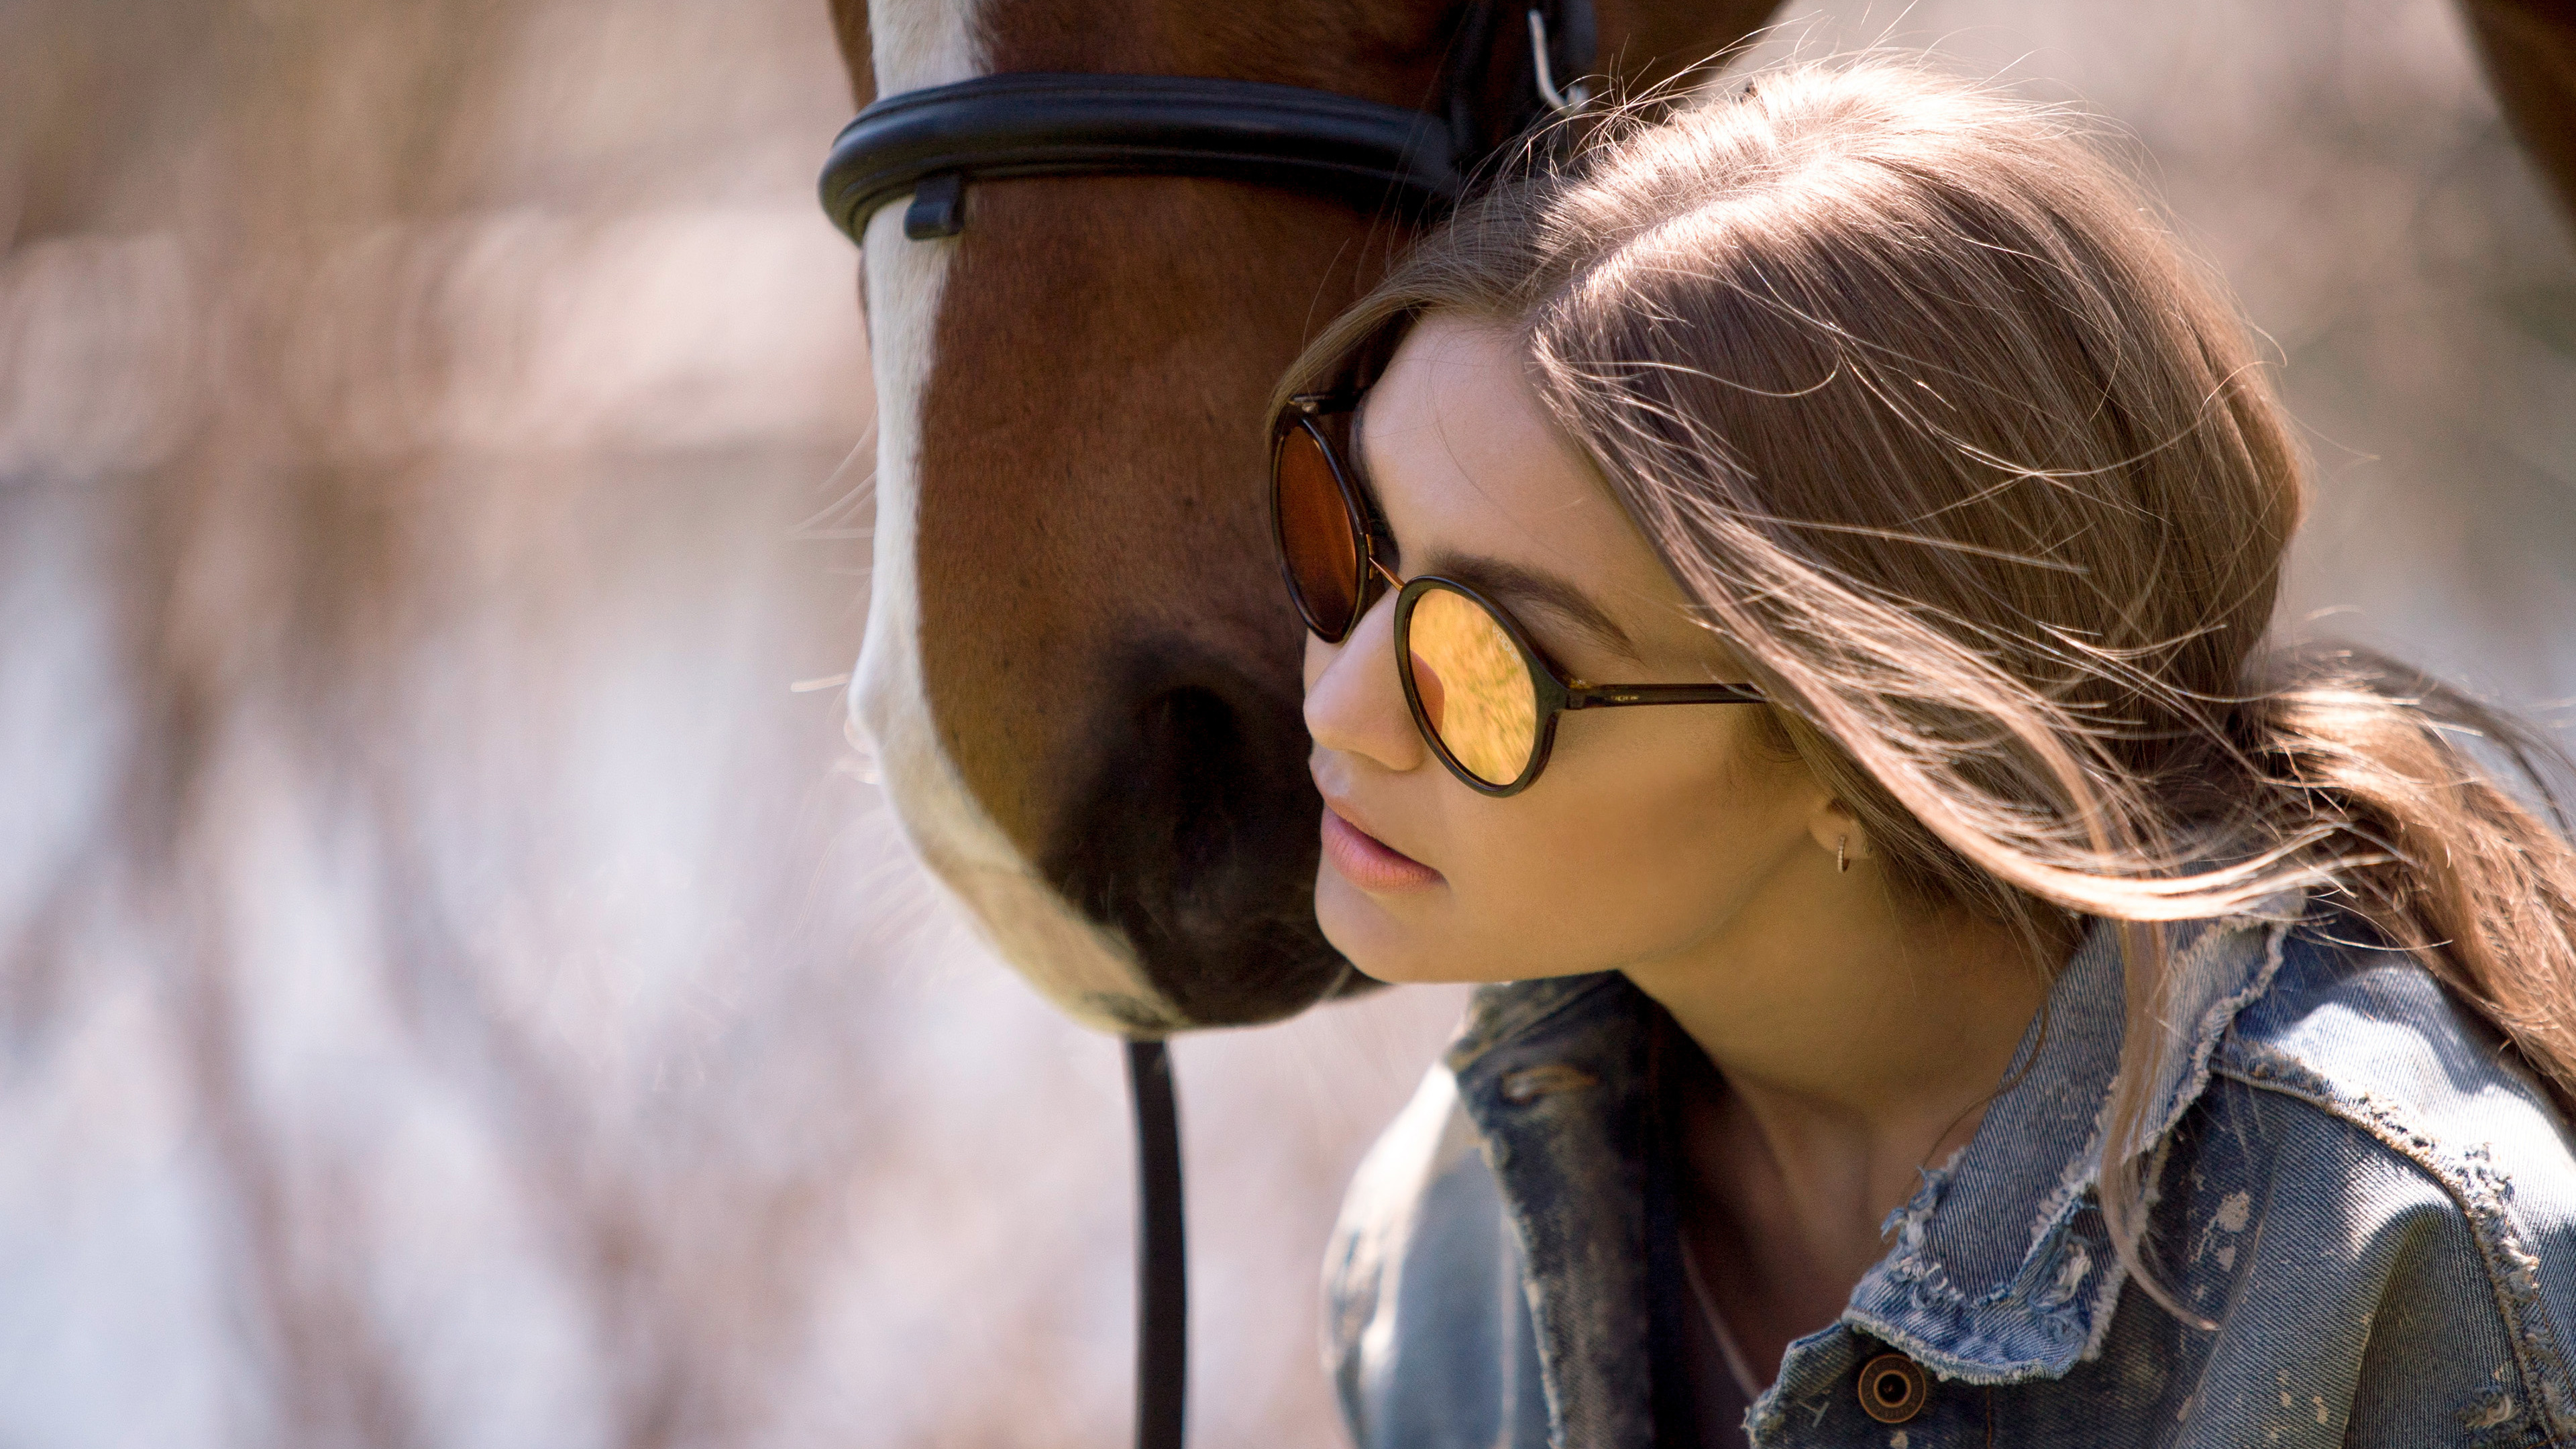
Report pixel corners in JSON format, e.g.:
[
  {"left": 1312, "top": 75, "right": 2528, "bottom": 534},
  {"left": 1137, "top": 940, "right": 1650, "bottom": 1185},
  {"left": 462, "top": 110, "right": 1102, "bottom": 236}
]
[{"left": 1857, "top": 1352, "right": 1931, "bottom": 1424}]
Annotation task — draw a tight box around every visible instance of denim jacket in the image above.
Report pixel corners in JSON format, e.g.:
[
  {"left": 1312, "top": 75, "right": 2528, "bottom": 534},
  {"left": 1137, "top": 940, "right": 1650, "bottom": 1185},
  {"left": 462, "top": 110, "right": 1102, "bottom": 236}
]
[{"left": 1323, "top": 902, "right": 2576, "bottom": 1447}]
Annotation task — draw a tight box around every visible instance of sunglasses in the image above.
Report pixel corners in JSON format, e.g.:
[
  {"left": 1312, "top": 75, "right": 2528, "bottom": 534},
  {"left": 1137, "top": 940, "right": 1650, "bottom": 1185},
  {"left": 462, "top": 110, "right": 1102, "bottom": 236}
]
[{"left": 1271, "top": 391, "right": 1768, "bottom": 797}]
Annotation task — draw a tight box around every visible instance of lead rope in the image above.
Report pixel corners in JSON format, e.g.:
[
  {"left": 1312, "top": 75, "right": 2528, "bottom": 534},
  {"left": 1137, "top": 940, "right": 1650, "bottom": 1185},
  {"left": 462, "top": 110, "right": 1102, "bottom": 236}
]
[{"left": 1126, "top": 1038, "right": 1188, "bottom": 1449}]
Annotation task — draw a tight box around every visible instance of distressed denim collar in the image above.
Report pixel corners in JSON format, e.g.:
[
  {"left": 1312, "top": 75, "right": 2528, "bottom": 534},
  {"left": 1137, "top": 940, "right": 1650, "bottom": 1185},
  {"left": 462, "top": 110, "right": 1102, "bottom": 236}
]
[{"left": 1442, "top": 902, "right": 2301, "bottom": 1445}]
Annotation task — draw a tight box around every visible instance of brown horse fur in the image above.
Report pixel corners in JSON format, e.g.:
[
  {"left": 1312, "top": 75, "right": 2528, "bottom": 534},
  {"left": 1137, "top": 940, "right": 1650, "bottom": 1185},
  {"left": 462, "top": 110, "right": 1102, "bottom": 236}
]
[{"left": 830, "top": 0, "right": 2576, "bottom": 1036}]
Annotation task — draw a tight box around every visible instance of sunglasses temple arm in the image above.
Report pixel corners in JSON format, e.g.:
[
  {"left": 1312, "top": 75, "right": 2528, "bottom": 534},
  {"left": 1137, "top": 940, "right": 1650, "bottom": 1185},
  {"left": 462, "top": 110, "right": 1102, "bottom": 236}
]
[{"left": 1560, "top": 682, "right": 1768, "bottom": 708}]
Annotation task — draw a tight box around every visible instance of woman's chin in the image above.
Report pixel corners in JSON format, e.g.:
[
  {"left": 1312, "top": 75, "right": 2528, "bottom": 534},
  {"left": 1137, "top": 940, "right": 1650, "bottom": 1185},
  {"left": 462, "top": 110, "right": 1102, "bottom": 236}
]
[
  {"left": 1317, "top": 871, "right": 1444, "bottom": 983},
  {"left": 1316, "top": 871, "right": 1505, "bottom": 985}
]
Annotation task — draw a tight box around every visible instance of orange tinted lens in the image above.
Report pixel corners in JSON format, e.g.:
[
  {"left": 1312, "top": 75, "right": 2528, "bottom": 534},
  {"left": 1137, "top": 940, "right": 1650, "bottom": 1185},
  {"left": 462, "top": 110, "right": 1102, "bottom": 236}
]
[
  {"left": 1406, "top": 588, "right": 1539, "bottom": 787},
  {"left": 1274, "top": 423, "right": 1362, "bottom": 638}
]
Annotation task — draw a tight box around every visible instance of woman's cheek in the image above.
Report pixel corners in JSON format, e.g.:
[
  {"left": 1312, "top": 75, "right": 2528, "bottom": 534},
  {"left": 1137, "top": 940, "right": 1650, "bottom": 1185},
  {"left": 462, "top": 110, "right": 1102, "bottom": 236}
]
[
  {"left": 1310, "top": 716, "right": 1786, "bottom": 984},
  {"left": 1503, "top": 728, "right": 1775, "bottom": 960},
  {"left": 1427, "top": 794, "right": 1669, "bottom": 976}
]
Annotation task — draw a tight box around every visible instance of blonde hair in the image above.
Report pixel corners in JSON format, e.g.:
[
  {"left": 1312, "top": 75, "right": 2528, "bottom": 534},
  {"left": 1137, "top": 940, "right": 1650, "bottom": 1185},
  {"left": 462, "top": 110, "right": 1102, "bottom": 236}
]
[{"left": 1279, "top": 56, "right": 2576, "bottom": 1319}]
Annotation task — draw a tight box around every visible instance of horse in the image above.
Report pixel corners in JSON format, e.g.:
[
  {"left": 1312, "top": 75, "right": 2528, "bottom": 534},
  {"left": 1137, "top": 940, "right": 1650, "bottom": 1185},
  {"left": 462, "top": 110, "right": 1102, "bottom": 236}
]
[{"left": 824, "top": 0, "right": 2576, "bottom": 1040}]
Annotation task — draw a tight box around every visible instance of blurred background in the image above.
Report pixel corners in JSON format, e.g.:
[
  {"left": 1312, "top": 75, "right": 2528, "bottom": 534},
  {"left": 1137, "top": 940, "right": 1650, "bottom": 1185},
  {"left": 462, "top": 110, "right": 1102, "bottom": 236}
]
[{"left": 0, "top": 0, "right": 2568, "bottom": 1446}]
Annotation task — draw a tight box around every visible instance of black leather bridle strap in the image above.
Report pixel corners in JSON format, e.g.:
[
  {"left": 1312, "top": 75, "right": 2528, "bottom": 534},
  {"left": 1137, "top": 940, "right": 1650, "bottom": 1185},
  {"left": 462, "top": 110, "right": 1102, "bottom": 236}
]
[
  {"left": 1123, "top": 1039, "right": 1187, "bottom": 1449},
  {"left": 820, "top": 72, "right": 1462, "bottom": 241},
  {"left": 820, "top": 0, "right": 1601, "bottom": 241}
]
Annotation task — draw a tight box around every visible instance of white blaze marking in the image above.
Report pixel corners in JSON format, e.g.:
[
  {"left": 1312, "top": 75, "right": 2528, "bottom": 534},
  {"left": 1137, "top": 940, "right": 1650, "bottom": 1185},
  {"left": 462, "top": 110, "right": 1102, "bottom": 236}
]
[{"left": 850, "top": 0, "right": 1169, "bottom": 1031}]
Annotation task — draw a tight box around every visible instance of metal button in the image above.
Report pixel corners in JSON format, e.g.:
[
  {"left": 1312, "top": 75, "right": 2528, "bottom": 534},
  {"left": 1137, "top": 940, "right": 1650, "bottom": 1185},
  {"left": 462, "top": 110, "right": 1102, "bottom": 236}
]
[{"left": 1857, "top": 1352, "right": 1930, "bottom": 1424}]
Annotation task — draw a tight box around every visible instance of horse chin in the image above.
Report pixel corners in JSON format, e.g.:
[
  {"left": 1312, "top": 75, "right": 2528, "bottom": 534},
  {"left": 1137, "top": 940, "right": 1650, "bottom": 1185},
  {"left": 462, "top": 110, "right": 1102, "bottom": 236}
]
[
  {"left": 1041, "top": 639, "right": 1366, "bottom": 1029},
  {"left": 853, "top": 639, "right": 1190, "bottom": 1034}
]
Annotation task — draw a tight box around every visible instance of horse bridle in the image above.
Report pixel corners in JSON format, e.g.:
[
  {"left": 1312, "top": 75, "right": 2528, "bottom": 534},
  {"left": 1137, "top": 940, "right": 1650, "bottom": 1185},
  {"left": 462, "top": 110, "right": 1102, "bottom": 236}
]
[
  {"left": 816, "top": 7, "right": 1594, "bottom": 1446},
  {"left": 820, "top": 1, "right": 1595, "bottom": 244}
]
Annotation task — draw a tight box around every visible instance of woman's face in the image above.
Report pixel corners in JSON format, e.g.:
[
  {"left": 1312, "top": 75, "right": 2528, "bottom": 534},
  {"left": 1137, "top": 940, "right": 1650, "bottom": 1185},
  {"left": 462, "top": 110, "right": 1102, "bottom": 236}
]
[{"left": 1305, "top": 313, "right": 1835, "bottom": 985}]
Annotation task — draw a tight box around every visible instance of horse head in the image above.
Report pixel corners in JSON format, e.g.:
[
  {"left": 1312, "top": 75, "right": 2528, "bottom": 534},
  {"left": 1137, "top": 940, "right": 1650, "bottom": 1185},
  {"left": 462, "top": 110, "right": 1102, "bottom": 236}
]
[{"left": 833, "top": 0, "right": 1779, "bottom": 1033}]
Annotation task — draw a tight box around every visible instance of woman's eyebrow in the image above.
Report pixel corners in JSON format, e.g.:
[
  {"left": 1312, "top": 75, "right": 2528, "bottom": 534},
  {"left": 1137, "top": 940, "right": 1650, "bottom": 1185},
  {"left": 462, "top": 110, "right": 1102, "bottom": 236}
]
[{"left": 1417, "top": 552, "right": 1642, "bottom": 663}]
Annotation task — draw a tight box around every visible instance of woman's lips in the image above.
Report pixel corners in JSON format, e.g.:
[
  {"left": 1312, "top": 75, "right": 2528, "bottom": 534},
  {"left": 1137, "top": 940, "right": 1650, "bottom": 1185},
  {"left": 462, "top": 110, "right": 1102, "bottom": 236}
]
[{"left": 1320, "top": 807, "right": 1445, "bottom": 893}]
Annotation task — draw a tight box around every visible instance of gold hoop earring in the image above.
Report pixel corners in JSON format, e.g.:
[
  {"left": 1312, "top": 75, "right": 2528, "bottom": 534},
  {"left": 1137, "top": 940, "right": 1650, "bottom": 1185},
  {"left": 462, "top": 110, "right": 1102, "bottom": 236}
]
[{"left": 1837, "top": 835, "right": 1849, "bottom": 873}]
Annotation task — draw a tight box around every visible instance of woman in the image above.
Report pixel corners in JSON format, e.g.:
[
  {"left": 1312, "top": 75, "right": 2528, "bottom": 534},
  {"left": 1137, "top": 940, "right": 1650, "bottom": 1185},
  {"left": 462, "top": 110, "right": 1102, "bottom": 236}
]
[{"left": 1270, "top": 59, "right": 2576, "bottom": 1448}]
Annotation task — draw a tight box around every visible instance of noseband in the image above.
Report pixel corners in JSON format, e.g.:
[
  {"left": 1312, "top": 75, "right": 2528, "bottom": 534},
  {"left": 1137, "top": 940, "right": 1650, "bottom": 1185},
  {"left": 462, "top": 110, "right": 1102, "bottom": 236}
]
[
  {"left": 822, "top": 0, "right": 1595, "bottom": 241},
  {"left": 818, "top": 7, "right": 1593, "bottom": 1446}
]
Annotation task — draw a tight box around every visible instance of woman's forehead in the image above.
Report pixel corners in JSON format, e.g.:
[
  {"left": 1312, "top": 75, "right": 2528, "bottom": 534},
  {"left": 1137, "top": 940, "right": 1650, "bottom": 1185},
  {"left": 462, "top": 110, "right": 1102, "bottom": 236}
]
[{"left": 1363, "top": 319, "right": 1620, "bottom": 559}]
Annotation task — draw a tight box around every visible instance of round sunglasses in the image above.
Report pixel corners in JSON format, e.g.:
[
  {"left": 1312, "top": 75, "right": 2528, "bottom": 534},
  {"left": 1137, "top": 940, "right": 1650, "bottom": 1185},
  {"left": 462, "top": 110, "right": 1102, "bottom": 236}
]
[{"left": 1271, "top": 391, "right": 1768, "bottom": 796}]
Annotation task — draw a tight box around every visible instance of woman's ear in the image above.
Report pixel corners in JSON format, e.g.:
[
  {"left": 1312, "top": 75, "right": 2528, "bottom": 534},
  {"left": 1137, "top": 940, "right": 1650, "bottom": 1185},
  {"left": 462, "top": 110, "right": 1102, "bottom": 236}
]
[{"left": 1806, "top": 797, "right": 1868, "bottom": 873}]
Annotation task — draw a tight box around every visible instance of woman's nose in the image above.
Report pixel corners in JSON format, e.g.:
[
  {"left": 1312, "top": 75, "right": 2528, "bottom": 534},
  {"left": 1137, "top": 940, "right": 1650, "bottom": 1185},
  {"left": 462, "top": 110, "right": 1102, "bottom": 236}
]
[{"left": 1303, "top": 598, "right": 1427, "bottom": 773}]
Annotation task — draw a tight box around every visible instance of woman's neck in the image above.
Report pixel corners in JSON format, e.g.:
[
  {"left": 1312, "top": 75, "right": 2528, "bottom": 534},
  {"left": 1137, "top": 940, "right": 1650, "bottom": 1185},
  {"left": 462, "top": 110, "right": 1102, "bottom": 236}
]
[{"left": 1622, "top": 853, "right": 2057, "bottom": 1377}]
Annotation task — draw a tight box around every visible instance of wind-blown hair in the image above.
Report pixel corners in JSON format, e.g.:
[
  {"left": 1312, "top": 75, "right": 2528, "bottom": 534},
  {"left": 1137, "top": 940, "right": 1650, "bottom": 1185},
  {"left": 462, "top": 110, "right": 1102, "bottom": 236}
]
[{"left": 1277, "top": 56, "right": 2576, "bottom": 1318}]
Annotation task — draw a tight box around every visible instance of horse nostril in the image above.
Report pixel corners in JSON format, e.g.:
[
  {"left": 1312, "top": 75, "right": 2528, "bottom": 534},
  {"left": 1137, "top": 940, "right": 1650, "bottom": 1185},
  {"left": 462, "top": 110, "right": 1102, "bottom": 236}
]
[
  {"left": 1087, "top": 684, "right": 1275, "bottom": 938},
  {"left": 1140, "top": 687, "right": 1252, "bottom": 879},
  {"left": 1045, "top": 653, "right": 1345, "bottom": 1027}
]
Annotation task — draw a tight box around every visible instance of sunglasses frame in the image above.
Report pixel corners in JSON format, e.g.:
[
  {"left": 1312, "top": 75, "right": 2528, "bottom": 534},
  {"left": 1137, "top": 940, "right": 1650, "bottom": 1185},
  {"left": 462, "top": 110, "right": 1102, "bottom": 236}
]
[{"left": 1270, "top": 386, "right": 1768, "bottom": 796}]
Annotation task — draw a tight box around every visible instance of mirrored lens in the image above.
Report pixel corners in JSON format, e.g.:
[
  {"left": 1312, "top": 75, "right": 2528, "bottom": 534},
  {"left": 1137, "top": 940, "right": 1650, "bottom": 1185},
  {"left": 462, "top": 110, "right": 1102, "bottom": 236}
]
[
  {"left": 1274, "top": 423, "right": 1361, "bottom": 639},
  {"left": 1406, "top": 587, "right": 1540, "bottom": 787}
]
